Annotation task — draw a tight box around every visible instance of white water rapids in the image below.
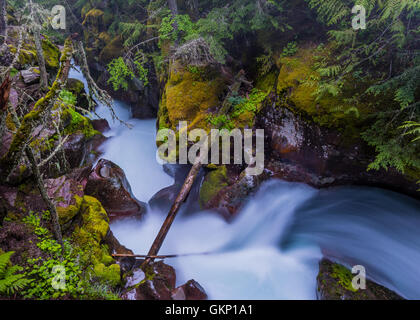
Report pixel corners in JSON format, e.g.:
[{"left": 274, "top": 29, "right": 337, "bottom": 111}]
[{"left": 70, "top": 66, "right": 420, "bottom": 300}]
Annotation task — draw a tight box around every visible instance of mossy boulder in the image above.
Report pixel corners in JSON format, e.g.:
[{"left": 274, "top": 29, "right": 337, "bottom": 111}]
[
  {"left": 28, "top": 106, "right": 105, "bottom": 175},
  {"left": 66, "top": 78, "right": 89, "bottom": 110},
  {"left": 275, "top": 45, "right": 371, "bottom": 131},
  {"left": 71, "top": 196, "right": 121, "bottom": 286},
  {"left": 159, "top": 61, "right": 226, "bottom": 132},
  {"left": 7, "top": 34, "right": 60, "bottom": 70},
  {"left": 317, "top": 259, "right": 403, "bottom": 300},
  {"left": 199, "top": 165, "right": 229, "bottom": 207},
  {"left": 199, "top": 166, "right": 269, "bottom": 219},
  {"left": 45, "top": 176, "right": 85, "bottom": 228}
]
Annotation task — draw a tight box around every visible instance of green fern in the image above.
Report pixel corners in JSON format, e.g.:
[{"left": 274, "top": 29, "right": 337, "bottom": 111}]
[
  {"left": 0, "top": 252, "right": 29, "bottom": 296},
  {"left": 400, "top": 121, "right": 420, "bottom": 142}
]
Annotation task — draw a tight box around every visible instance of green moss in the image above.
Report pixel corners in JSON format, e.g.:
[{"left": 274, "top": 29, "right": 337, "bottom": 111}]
[
  {"left": 62, "top": 107, "right": 101, "bottom": 139},
  {"left": 161, "top": 61, "right": 226, "bottom": 132},
  {"left": 93, "top": 263, "right": 121, "bottom": 287},
  {"left": 41, "top": 37, "right": 60, "bottom": 69},
  {"left": 70, "top": 196, "right": 121, "bottom": 286},
  {"left": 79, "top": 196, "right": 109, "bottom": 242},
  {"left": 57, "top": 195, "right": 83, "bottom": 226},
  {"left": 230, "top": 89, "right": 268, "bottom": 128},
  {"left": 82, "top": 9, "right": 105, "bottom": 35},
  {"left": 199, "top": 165, "right": 229, "bottom": 206},
  {"left": 8, "top": 36, "right": 60, "bottom": 69},
  {"left": 273, "top": 45, "right": 382, "bottom": 145},
  {"left": 66, "top": 79, "right": 85, "bottom": 96},
  {"left": 331, "top": 263, "right": 358, "bottom": 293},
  {"left": 255, "top": 70, "right": 278, "bottom": 93}
]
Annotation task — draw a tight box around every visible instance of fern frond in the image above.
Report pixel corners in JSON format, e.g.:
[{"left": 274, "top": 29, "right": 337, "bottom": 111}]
[{"left": 0, "top": 252, "right": 14, "bottom": 277}]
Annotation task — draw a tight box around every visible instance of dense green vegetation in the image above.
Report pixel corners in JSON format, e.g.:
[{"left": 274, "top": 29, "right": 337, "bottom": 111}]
[{"left": 55, "top": 0, "right": 418, "bottom": 176}]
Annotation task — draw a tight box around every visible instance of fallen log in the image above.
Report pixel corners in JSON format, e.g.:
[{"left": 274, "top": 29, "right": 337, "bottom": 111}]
[
  {"left": 113, "top": 252, "right": 210, "bottom": 259},
  {"left": 142, "top": 160, "right": 203, "bottom": 267}
]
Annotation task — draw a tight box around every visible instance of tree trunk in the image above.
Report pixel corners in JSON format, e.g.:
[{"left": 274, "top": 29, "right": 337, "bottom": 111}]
[
  {"left": 8, "top": 107, "right": 63, "bottom": 247},
  {"left": 187, "top": 0, "right": 199, "bottom": 21},
  {"left": 33, "top": 28, "right": 48, "bottom": 89},
  {"left": 168, "top": 0, "right": 178, "bottom": 17},
  {"left": 0, "top": 38, "right": 73, "bottom": 182},
  {"left": 25, "top": 146, "right": 63, "bottom": 247},
  {"left": 29, "top": 0, "right": 48, "bottom": 89},
  {"left": 0, "top": 0, "right": 6, "bottom": 45},
  {"left": 142, "top": 161, "right": 202, "bottom": 267},
  {"left": 167, "top": 0, "right": 180, "bottom": 45}
]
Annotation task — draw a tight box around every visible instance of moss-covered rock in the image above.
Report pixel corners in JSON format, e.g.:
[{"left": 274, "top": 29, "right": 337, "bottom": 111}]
[
  {"left": 8, "top": 35, "right": 60, "bottom": 70},
  {"left": 317, "top": 259, "right": 403, "bottom": 300},
  {"left": 61, "top": 107, "right": 101, "bottom": 139},
  {"left": 199, "top": 165, "right": 229, "bottom": 207},
  {"left": 71, "top": 196, "right": 121, "bottom": 286},
  {"left": 275, "top": 45, "right": 371, "bottom": 132},
  {"left": 159, "top": 61, "right": 226, "bottom": 132}
]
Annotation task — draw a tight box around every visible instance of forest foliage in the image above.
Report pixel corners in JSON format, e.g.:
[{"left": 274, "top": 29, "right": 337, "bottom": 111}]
[{"left": 8, "top": 0, "right": 419, "bottom": 176}]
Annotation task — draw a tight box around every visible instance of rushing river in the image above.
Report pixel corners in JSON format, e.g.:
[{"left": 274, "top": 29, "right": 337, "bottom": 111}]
[{"left": 70, "top": 66, "right": 420, "bottom": 300}]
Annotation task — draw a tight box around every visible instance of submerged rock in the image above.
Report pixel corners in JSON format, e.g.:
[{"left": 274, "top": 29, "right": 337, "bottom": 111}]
[
  {"left": 149, "top": 164, "right": 202, "bottom": 214},
  {"left": 85, "top": 159, "right": 146, "bottom": 219},
  {"left": 317, "top": 259, "right": 403, "bottom": 300}
]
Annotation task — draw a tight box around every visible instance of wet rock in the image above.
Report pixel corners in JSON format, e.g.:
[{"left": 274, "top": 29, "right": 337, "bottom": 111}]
[
  {"left": 91, "top": 119, "right": 111, "bottom": 133},
  {"left": 8, "top": 88, "right": 18, "bottom": 109},
  {"left": 149, "top": 164, "right": 202, "bottom": 214},
  {"left": 256, "top": 98, "right": 420, "bottom": 199},
  {"left": 63, "top": 132, "right": 106, "bottom": 169},
  {"left": 45, "top": 176, "right": 85, "bottom": 229},
  {"left": 0, "top": 174, "right": 85, "bottom": 229},
  {"left": 104, "top": 231, "right": 135, "bottom": 274},
  {"left": 122, "top": 261, "right": 207, "bottom": 301},
  {"left": 66, "top": 78, "right": 89, "bottom": 110},
  {"left": 85, "top": 159, "right": 146, "bottom": 219},
  {"left": 0, "top": 184, "right": 45, "bottom": 216},
  {"left": 317, "top": 259, "right": 404, "bottom": 300},
  {"left": 122, "top": 261, "right": 175, "bottom": 300},
  {"left": 172, "top": 280, "right": 208, "bottom": 300}
]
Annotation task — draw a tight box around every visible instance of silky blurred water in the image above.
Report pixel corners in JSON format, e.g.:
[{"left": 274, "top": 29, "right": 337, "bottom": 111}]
[{"left": 69, "top": 64, "right": 420, "bottom": 300}]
